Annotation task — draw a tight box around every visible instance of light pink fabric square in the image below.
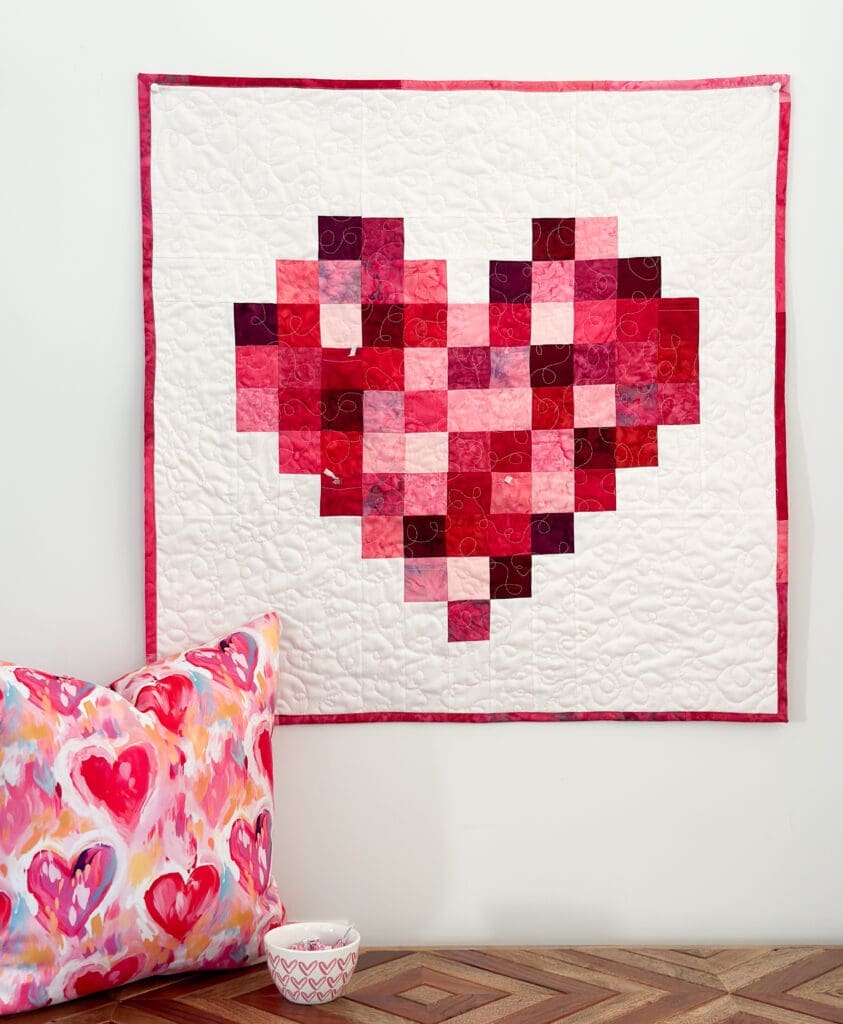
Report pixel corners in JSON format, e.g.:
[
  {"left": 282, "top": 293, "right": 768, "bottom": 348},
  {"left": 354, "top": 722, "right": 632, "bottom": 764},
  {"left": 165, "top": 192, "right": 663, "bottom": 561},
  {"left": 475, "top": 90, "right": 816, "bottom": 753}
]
[
  {"left": 530, "top": 303, "right": 574, "bottom": 346},
  {"left": 532, "top": 429, "right": 575, "bottom": 471},
  {"left": 448, "top": 557, "right": 490, "bottom": 600},
  {"left": 490, "top": 472, "right": 533, "bottom": 513},
  {"left": 276, "top": 259, "right": 319, "bottom": 302},
  {"left": 404, "top": 260, "right": 447, "bottom": 303},
  {"left": 363, "top": 433, "right": 406, "bottom": 473},
  {"left": 575, "top": 217, "right": 618, "bottom": 260},
  {"left": 405, "top": 472, "right": 448, "bottom": 515},
  {"left": 490, "top": 347, "right": 530, "bottom": 388},
  {"left": 532, "top": 261, "right": 574, "bottom": 302},
  {"left": 405, "top": 432, "right": 448, "bottom": 473},
  {"left": 236, "top": 389, "right": 278, "bottom": 431},
  {"left": 574, "top": 384, "right": 617, "bottom": 426},
  {"left": 320, "top": 304, "right": 362, "bottom": 349},
  {"left": 363, "top": 391, "right": 404, "bottom": 433},
  {"left": 449, "top": 304, "right": 489, "bottom": 347},
  {"left": 405, "top": 347, "right": 448, "bottom": 390},
  {"left": 532, "top": 471, "right": 575, "bottom": 513},
  {"left": 448, "top": 389, "right": 491, "bottom": 432},
  {"left": 490, "top": 388, "right": 532, "bottom": 431}
]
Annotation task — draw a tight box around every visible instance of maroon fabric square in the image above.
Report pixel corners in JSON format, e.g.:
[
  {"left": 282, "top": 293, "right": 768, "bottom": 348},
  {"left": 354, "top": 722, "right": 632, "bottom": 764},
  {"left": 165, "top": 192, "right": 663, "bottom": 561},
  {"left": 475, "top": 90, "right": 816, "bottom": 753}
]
[
  {"left": 489, "top": 261, "right": 532, "bottom": 303},
  {"left": 277, "top": 303, "right": 321, "bottom": 347},
  {"left": 448, "top": 600, "right": 490, "bottom": 642},
  {"left": 573, "top": 343, "right": 617, "bottom": 386},
  {"left": 490, "top": 556, "right": 532, "bottom": 600},
  {"left": 488, "top": 514, "right": 532, "bottom": 556},
  {"left": 575, "top": 468, "right": 617, "bottom": 512},
  {"left": 278, "top": 389, "right": 321, "bottom": 430},
  {"left": 532, "top": 218, "right": 576, "bottom": 261},
  {"left": 403, "top": 515, "right": 447, "bottom": 558},
  {"left": 618, "top": 257, "right": 662, "bottom": 299},
  {"left": 530, "top": 345, "right": 573, "bottom": 387},
  {"left": 234, "top": 303, "right": 278, "bottom": 346},
  {"left": 449, "top": 432, "right": 491, "bottom": 472},
  {"left": 449, "top": 347, "right": 491, "bottom": 389},
  {"left": 321, "top": 349, "right": 363, "bottom": 390},
  {"left": 320, "top": 390, "right": 363, "bottom": 431},
  {"left": 447, "top": 472, "right": 492, "bottom": 515},
  {"left": 574, "top": 260, "right": 619, "bottom": 301},
  {"left": 530, "top": 513, "right": 574, "bottom": 555},
  {"left": 489, "top": 303, "right": 531, "bottom": 346},
  {"left": 445, "top": 515, "right": 489, "bottom": 557},
  {"left": 404, "top": 304, "right": 447, "bottom": 347},
  {"left": 361, "top": 347, "right": 404, "bottom": 390},
  {"left": 362, "top": 303, "right": 404, "bottom": 347},
  {"left": 318, "top": 216, "right": 363, "bottom": 260},
  {"left": 574, "top": 427, "right": 616, "bottom": 469},
  {"left": 490, "top": 430, "right": 532, "bottom": 473},
  {"left": 532, "top": 387, "right": 574, "bottom": 429},
  {"left": 614, "top": 427, "right": 659, "bottom": 468}
]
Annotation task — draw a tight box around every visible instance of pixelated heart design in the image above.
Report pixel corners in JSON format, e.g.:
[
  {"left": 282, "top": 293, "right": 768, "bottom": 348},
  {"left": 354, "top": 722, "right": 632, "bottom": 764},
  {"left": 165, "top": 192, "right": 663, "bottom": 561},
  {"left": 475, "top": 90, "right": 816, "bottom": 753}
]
[
  {"left": 0, "top": 891, "right": 11, "bottom": 933},
  {"left": 234, "top": 216, "right": 699, "bottom": 641},
  {"left": 13, "top": 667, "right": 94, "bottom": 715},
  {"left": 135, "top": 673, "right": 194, "bottom": 731},
  {"left": 185, "top": 630, "right": 258, "bottom": 689},
  {"left": 229, "top": 809, "right": 272, "bottom": 894},
  {"left": 72, "top": 744, "right": 154, "bottom": 830},
  {"left": 27, "top": 844, "right": 117, "bottom": 937},
  {"left": 66, "top": 954, "right": 145, "bottom": 999},
  {"left": 144, "top": 864, "right": 220, "bottom": 941}
]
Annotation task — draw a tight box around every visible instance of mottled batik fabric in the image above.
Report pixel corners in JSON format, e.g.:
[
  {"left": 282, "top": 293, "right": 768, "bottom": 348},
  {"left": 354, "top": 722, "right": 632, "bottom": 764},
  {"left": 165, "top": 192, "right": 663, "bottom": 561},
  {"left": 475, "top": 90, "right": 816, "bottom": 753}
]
[{"left": 0, "top": 613, "right": 284, "bottom": 1015}]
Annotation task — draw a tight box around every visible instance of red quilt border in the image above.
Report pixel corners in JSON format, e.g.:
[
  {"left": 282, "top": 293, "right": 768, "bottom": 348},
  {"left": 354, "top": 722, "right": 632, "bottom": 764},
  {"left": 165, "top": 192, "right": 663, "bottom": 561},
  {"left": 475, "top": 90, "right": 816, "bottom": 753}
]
[{"left": 138, "top": 75, "right": 790, "bottom": 724}]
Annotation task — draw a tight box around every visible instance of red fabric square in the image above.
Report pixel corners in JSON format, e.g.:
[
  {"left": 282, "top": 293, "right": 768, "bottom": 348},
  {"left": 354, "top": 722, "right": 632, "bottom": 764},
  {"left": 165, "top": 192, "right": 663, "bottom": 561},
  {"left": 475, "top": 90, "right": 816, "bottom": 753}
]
[
  {"left": 616, "top": 339, "right": 658, "bottom": 386},
  {"left": 445, "top": 515, "right": 489, "bottom": 557},
  {"left": 278, "top": 389, "right": 321, "bottom": 431},
  {"left": 321, "top": 430, "right": 363, "bottom": 479},
  {"left": 489, "top": 302, "right": 531, "bottom": 346},
  {"left": 658, "top": 338, "right": 699, "bottom": 384},
  {"left": 616, "top": 298, "right": 660, "bottom": 343},
  {"left": 320, "top": 474, "right": 363, "bottom": 516},
  {"left": 658, "top": 297, "right": 699, "bottom": 345},
  {"left": 487, "top": 514, "right": 533, "bottom": 556},
  {"left": 575, "top": 468, "right": 616, "bottom": 512},
  {"left": 447, "top": 600, "right": 490, "bottom": 642},
  {"left": 447, "top": 472, "right": 492, "bottom": 515},
  {"left": 236, "top": 346, "right": 278, "bottom": 389},
  {"left": 277, "top": 304, "right": 320, "bottom": 347},
  {"left": 405, "top": 391, "right": 448, "bottom": 432},
  {"left": 361, "top": 347, "right": 404, "bottom": 390},
  {"left": 532, "top": 387, "right": 574, "bottom": 429},
  {"left": 658, "top": 383, "right": 700, "bottom": 425},
  {"left": 490, "top": 430, "right": 531, "bottom": 473},
  {"left": 321, "top": 349, "right": 363, "bottom": 390},
  {"left": 614, "top": 426, "right": 659, "bottom": 468},
  {"left": 403, "top": 304, "right": 447, "bottom": 346}
]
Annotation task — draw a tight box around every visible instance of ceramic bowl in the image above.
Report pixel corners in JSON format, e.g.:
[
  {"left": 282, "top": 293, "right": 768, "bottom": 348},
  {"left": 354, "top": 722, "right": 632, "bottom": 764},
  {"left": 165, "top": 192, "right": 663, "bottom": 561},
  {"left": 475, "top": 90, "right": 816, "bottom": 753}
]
[{"left": 264, "top": 921, "right": 361, "bottom": 1004}]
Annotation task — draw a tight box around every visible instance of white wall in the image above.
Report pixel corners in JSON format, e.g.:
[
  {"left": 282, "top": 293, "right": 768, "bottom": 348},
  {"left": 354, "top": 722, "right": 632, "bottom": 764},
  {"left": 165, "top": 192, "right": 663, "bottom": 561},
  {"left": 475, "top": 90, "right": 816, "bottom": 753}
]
[{"left": 1, "top": 0, "right": 841, "bottom": 944}]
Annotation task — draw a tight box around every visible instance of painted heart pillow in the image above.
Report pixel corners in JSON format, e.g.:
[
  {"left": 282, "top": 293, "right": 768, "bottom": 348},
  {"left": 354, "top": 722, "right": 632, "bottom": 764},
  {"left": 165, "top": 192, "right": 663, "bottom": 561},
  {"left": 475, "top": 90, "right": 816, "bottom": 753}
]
[{"left": 0, "top": 612, "right": 285, "bottom": 1015}]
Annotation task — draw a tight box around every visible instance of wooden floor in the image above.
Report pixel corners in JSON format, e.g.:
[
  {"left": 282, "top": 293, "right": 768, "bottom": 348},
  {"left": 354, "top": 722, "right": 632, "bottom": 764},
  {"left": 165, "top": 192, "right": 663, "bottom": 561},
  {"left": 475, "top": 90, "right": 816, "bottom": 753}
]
[{"left": 13, "top": 947, "right": 843, "bottom": 1023}]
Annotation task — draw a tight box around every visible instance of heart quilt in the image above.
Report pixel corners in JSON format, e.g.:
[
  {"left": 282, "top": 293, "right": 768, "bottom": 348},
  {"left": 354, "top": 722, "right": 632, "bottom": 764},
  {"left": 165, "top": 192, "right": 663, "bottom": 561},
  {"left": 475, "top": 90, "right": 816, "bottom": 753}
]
[{"left": 141, "top": 75, "right": 789, "bottom": 721}]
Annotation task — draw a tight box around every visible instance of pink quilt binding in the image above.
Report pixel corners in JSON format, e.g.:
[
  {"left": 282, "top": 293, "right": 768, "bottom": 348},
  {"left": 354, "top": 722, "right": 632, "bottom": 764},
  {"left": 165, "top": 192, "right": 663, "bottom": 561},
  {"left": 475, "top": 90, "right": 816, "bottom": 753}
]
[{"left": 138, "top": 74, "right": 790, "bottom": 724}]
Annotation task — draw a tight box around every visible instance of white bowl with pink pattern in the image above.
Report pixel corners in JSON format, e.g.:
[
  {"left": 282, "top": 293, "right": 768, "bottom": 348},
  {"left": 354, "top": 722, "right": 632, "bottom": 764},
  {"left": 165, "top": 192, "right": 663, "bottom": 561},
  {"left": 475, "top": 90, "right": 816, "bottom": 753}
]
[{"left": 264, "top": 921, "right": 361, "bottom": 1004}]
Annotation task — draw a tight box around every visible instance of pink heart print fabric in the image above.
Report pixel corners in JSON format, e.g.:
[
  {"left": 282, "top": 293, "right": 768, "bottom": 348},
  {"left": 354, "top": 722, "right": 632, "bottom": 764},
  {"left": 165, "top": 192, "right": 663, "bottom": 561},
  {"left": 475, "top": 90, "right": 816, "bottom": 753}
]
[{"left": 0, "top": 613, "right": 285, "bottom": 1015}]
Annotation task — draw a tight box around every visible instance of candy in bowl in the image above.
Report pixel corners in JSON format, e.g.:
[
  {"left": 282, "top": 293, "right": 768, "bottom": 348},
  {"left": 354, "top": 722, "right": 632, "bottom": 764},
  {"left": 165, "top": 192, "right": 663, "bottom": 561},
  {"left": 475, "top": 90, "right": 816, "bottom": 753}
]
[{"left": 264, "top": 921, "right": 360, "bottom": 1004}]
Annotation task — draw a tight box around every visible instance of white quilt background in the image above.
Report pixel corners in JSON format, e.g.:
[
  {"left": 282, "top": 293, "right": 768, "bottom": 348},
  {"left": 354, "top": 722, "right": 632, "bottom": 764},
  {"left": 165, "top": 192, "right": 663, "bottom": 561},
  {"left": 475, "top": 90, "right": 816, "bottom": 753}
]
[{"left": 149, "top": 83, "right": 781, "bottom": 716}]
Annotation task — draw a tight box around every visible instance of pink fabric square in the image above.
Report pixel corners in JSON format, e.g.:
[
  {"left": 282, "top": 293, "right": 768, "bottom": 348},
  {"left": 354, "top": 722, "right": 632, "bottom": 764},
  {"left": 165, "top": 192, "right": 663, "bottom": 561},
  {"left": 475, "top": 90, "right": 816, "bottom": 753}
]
[
  {"left": 404, "top": 558, "right": 448, "bottom": 602},
  {"left": 236, "top": 389, "right": 278, "bottom": 432},
  {"left": 404, "top": 260, "right": 447, "bottom": 303},
  {"left": 363, "top": 391, "right": 404, "bottom": 433},
  {"left": 318, "top": 261, "right": 361, "bottom": 304},
  {"left": 574, "top": 385, "right": 617, "bottom": 427},
  {"left": 490, "top": 472, "right": 533, "bottom": 513},
  {"left": 575, "top": 218, "right": 618, "bottom": 260},
  {"left": 490, "top": 347, "right": 530, "bottom": 388},
  {"left": 276, "top": 259, "right": 318, "bottom": 302},
  {"left": 532, "top": 471, "right": 574, "bottom": 513},
  {"left": 362, "top": 516, "right": 404, "bottom": 558},
  {"left": 320, "top": 304, "right": 362, "bottom": 349},
  {"left": 448, "top": 304, "right": 489, "bottom": 347},
  {"left": 658, "top": 382, "right": 700, "bottom": 424},
  {"left": 573, "top": 299, "right": 617, "bottom": 345},
  {"left": 404, "top": 348, "right": 448, "bottom": 391},
  {"left": 490, "top": 388, "right": 533, "bottom": 431},
  {"left": 448, "top": 389, "right": 491, "bottom": 432},
  {"left": 279, "top": 429, "right": 320, "bottom": 474},
  {"left": 405, "top": 432, "right": 448, "bottom": 473},
  {"left": 532, "top": 261, "right": 574, "bottom": 302},
  {"left": 405, "top": 473, "right": 448, "bottom": 515},
  {"left": 363, "top": 433, "right": 405, "bottom": 473},
  {"left": 532, "top": 429, "right": 574, "bottom": 471},
  {"left": 405, "top": 391, "right": 448, "bottom": 432},
  {"left": 448, "top": 557, "right": 490, "bottom": 600},
  {"left": 530, "top": 303, "right": 574, "bottom": 345}
]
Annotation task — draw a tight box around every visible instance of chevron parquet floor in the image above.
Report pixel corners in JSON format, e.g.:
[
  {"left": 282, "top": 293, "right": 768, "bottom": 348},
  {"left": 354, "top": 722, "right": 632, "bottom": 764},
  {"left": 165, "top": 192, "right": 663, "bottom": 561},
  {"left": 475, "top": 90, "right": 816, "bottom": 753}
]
[{"left": 11, "top": 947, "right": 843, "bottom": 1023}]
